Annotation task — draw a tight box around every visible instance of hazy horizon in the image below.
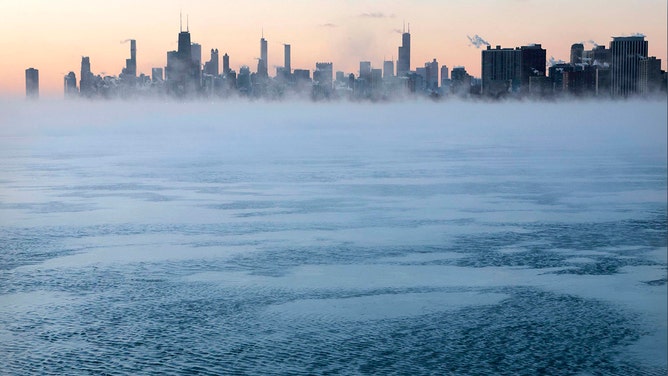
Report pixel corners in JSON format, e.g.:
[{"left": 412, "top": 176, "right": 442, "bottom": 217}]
[{"left": 2, "top": 0, "right": 666, "bottom": 95}]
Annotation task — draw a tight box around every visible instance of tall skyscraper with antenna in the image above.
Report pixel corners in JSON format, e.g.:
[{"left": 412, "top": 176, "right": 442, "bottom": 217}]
[
  {"left": 258, "top": 31, "right": 268, "bottom": 77},
  {"left": 397, "top": 23, "right": 411, "bottom": 77}
]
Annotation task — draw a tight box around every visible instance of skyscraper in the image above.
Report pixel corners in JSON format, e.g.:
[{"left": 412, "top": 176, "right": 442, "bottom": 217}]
[
  {"left": 284, "top": 44, "right": 291, "bottom": 74},
  {"left": 25, "top": 68, "right": 39, "bottom": 99},
  {"left": 64, "top": 71, "right": 77, "bottom": 97},
  {"left": 397, "top": 25, "right": 411, "bottom": 77},
  {"left": 383, "top": 60, "right": 394, "bottom": 79},
  {"left": 203, "top": 48, "right": 219, "bottom": 76},
  {"left": 80, "top": 56, "right": 94, "bottom": 97},
  {"left": 610, "top": 36, "right": 648, "bottom": 96},
  {"left": 520, "top": 44, "right": 546, "bottom": 90},
  {"left": 425, "top": 59, "right": 439, "bottom": 90},
  {"left": 124, "top": 40, "right": 137, "bottom": 77},
  {"left": 482, "top": 45, "right": 522, "bottom": 96},
  {"left": 570, "top": 43, "right": 584, "bottom": 65},
  {"left": 258, "top": 35, "right": 268, "bottom": 77},
  {"left": 359, "top": 61, "right": 371, "bottom": 81},
  {"left": 223, "top": 53, "right": 230, "bottom": 75},
  {"left": 638, "top": 56, "right": 663, "bottom": 95},
  {"left": 167, "top": 16, "right": 201, "bottom": 96}
]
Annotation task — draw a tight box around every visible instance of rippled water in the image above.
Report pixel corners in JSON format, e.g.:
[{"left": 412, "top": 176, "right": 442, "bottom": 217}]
[{"left": 0, "top": 100, "right": 666, "bottom": 375}]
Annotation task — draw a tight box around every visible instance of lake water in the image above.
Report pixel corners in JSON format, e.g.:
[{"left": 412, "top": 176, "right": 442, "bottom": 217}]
[{"left": 0, "top": 100, "right": 666, "bottom": 375}]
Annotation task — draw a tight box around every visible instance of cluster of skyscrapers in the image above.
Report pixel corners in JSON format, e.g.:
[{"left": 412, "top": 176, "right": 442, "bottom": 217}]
[{"left": 25, "top": 22, "right": 667, "bottom": 100}]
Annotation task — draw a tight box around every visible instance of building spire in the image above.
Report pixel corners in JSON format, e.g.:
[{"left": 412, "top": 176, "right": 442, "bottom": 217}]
[
  {"left": 180, "top": 10, "right": 182, "bottom": 32},
  {"left": 187, "top": 15, "right": 189, "bottom": 32}
]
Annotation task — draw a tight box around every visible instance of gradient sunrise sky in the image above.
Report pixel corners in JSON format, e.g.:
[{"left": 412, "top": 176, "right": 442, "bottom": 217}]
[{"left": 1, "top": 0, "right": 666, "bottom": 96}]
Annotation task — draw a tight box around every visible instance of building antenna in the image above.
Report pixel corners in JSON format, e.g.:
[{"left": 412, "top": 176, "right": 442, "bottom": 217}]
[
  {"left": 180, "top": 10, "right": 182, "bottom": 32},
  {"left": 187, "top": 15, "right": 189, "bottom": 32},
  {"left": 403, "top": 21, "right": 405, "bottom": 33},
  {"left": 408, "top": 23, "right": 410, "bottom": 33}
]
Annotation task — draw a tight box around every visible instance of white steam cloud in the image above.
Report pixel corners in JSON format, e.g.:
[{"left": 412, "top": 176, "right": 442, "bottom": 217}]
[{"left": 467, "top": 34, "right": 490, "bottom": 49}]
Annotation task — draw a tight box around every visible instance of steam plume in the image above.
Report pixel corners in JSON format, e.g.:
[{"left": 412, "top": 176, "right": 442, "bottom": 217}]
[{"left": 467, "top": 34, "right": 490, "bottom": 49}]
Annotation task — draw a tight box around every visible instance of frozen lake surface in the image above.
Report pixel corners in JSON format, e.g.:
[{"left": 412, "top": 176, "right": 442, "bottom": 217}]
[{"left": 0, "top": 100, "right": 666, "bottom": 375}]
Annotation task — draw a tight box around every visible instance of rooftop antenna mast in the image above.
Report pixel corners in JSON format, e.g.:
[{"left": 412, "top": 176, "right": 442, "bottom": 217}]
[
  {"left": 180, "top": 10, "right": 182, "bottom": 32},
  {"left": 187, "top": 15, "right": 189, "bottom": 32}
]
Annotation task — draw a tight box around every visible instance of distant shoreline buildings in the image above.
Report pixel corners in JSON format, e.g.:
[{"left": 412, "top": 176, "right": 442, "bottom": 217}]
[{"left": 25, "top": 21, "right": 667, "bottom": 100}]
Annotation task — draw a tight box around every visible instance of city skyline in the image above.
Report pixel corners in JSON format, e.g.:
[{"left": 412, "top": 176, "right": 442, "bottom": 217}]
[{"left": 1, "top": 0, "right": 666, "bottom": 96}]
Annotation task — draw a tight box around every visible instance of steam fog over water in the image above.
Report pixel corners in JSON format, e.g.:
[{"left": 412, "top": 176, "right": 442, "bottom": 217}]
[{"left": 0, "top": 100, "right": 666, "bottom": 375}]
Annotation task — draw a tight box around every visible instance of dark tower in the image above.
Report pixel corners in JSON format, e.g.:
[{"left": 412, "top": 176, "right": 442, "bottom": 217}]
[
  {"left": 64, "top": 71, "right": 77, "bottom": 98},
  {"left": 25, "top": 68, "right": 39, "bottom": 99},
  {"left": 284, "top": 44, "right": 291, "bottom": 74},
  {"left": 223, "top": 53, "right": 230, "bottom": 75},
  {"left": 520, "top": 44, "right": 546, "bottom": 90},
  {"left": 258, "top": 33, "right": 268, "bottom": 77},
  {"left": 80, "top": 56, "right": 94, "bottom": 97},
  {"left": 610, "top": 36, "right": 648, "bottom": 96},
  {"left": 397, "top": 23, "right": 411, "bottom": 76},
  {"left": 570, "top": 43, "right": 584, "bottom": 65}
]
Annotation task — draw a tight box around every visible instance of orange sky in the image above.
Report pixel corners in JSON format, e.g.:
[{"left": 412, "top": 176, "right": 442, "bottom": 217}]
[{"left": 1, "top": 0, "right": 666, "bottom": 96}]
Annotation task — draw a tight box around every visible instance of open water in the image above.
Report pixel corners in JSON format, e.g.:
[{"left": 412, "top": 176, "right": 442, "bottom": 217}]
[{"left": 0, "top": 100, "right": 666, "bottom": 375}]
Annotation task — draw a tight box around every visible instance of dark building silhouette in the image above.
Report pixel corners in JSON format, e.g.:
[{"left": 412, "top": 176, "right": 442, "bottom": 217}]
[
  {"left": 425, "top": 59, "right": 439, "bottom": 90},
  {"left": 520, "top": 44, "right": 546, "bottom": 91},
  {"left": 64, "top": 71, "right": 77, "bottom": 97},
  {"left": 383, "top": 60, "right": 394, "bottom": 79},
  {"left": 482, "top": 45, "right": 521, "bottom": 96},
  {"left": 25, "top": 68, "right": 39, "bottom": 99},
  {"left": 284, "top": 44, "right": 291, "bottom": 74},
  {"left": 397, "top": 25, "right": 411, "bottom": 77},
  {"left": 450, "top": 66, "right": 472, "bottom": 95},
  {"left": 204, "top": 48, "right": 219, "bottom": 76},
  {"left": 570, "top": 43, "right": 584, "bottom": 64},
  {"left": 257, "top": 35, "right": 268, "bottom": 77},
  {"left": 121, "top": 39, "right": 137, "bottom": 80},
  {"left": 293, "top": 69, "right": 310, "bottom": 81},
  {"left": 222, "top": 53, "right": 230, "bottom": 75},
  {"left": 639, "top": 56, "right": 664, "bottom": 95},
  {"left": 610, "top": 36, "right": 648, "bottom": 97},
  {"left": 80, "top": 56, "right": 95, "bottom": 97},
  {"left": 166, "top": 18, "right": 201, "bottom": 96}
]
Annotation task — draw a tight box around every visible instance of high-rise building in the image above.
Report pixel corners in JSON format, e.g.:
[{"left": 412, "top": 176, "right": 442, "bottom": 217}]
[
  {"left": 25, "top": 68, "right": 39, "bottom": 99},
  {"left": 610, "top": 36, "right": 648, "bottom": 96},
  {"left": 440, "top": 65, "right": 449, "bottom": 81},
  {"left": 520, "top": 44, "right": 546, "bottom": 90},
  {"left": 284, "top": 44, "right": 291, "bottom": 74},
  {"left": 121, "top": 40, "right": 137, "bottom": 79},
  {"left": 166, "top": 18, "right": 201, "bottom": 96},
  {"left": 191, "top": 43, "right": 202, "bottom": 70},
  {"left": 639, "top": 56, "right": 663, "bottom": 95},
  {"left": 64, "top": 71, "right": 77, "bottom": 97},
  {"left": 203, "top": 49, "right": 219, "bottom": 76},
  {"left": 451, "top": 66, "right": 472, "bottom": 95},
  {"left": 314, "top": 62, "right": 333, "bottom": 87},
  {"left": 258, "top": 35, "right": 268, "bottom": 77},
  {"left": 397, "top": 25, "right": 411, "bottom": 76},
  {"left": 425, "top": 59, "right": 439, "bottom": 90},
  {"left": 482, "top": 45, "right": 522, "bottom": 96},
  {"left": 80, "top": 56, "right": 95, "bottom": 97},
  {"left": 359, "top": 61, "right": 371, "bottom": 81},
  {"left": 223, "top": 53, "right": 230, "bottom": 75},
  {"left": 383, "top": 60, "right": 394, "bottom": 79},
  {"left": 570, "top": 43, "right": 584, "bottom": 65}
]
